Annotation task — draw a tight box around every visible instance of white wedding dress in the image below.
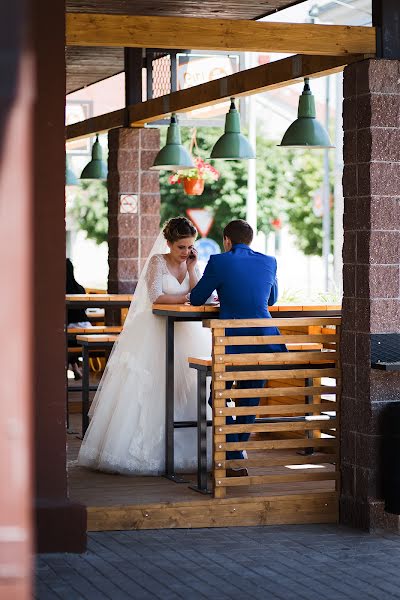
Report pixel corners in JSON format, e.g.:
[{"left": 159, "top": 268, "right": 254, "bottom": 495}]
[{"left": 77, "top": 233, "right": 211, "bottom": 475}]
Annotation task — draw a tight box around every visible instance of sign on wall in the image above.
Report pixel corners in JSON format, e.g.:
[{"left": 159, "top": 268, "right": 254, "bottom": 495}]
[
  {"left": 177, "top": 53, "right": 240, "bottom": 121},
  {"left": 65, "top": 100, "right": 93, "bottom": 155},
  {"left": 120, "top": 194, "right": 138, "bottom": 214}
]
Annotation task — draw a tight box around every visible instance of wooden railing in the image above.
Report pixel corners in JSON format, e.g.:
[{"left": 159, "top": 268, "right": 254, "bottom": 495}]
[{"left": 206, "top": 317, "right": 341, "bottom": 499}]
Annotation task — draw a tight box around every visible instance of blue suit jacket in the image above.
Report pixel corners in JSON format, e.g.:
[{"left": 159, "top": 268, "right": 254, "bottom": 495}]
[{"left": 190, "top": 244, "right": 287, "bottom": 354}]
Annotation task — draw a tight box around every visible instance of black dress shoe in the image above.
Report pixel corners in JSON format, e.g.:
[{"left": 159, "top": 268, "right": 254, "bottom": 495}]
[{"left": 226, "top": 468, "right": 248, "bottom": 477}]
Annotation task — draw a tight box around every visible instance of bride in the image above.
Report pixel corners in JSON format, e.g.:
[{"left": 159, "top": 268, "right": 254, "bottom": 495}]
[{"left": 77, "top": 216, "right": 212, "bottom": 475}]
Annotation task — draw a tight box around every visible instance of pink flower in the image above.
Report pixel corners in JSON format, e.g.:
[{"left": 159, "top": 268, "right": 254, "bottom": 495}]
[{"left": 168, "top": 157, "right": 220, "bottom": 185}]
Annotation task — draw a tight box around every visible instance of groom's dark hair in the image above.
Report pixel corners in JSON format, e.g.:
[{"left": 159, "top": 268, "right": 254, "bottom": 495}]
[{"left": 223, "top": 220, "right": 253, "bottom": 245}]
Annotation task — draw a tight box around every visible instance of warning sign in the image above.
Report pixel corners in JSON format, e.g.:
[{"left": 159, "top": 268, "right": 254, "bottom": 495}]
[
  {"left": 120, "top": 194, "right": 138, "bottom": 214},
  {"left": 186, "top": 209, "right": 214, "bottom": 237}
]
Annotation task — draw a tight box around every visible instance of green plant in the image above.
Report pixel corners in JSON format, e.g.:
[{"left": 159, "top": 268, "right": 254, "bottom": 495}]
[
  {"left": 70, "top": 180, "right": 108, "bottom": 245},
  {"left": 70, "top": 127, "right": 333, "bottom": 260},
  {"left": 168, "top": 157, "right": 220, "bottom": 184},
  {"left": 312, "top": 289, "right": 342, "bottom": 304},
  {"left": 277, "top": 288, "right": 304, "bottom": 304},
  {"left": 161, "top": 128, "right": 328, "bottom": 255},
  {"left": 283, "top": 150, "right": 334, "bottom": 256}
]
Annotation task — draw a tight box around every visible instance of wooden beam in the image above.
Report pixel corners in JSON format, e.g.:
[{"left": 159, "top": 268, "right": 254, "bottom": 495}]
[
  {"left": 128, "top": 54, "right": 359, "bottom": 127},
  {"left": 66, "top": 53, "right": 360, "bottom": 141},
  {"left": 66, "top": 14, "right": 376, "bottom": 57},
  {"left": 87, "top": 493, "right": 338, "bottom": 530},
  {"left": 66, "top": 109, "right": 125, "bottom": 142}
]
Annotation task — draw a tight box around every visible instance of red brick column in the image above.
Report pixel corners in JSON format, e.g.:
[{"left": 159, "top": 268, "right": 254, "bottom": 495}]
[
  {"left": 341, "top": 59, "right": 400, "bottom": 530},
  {"left": 32, "top": 0, "right": 87, "bottom": 553},
  {"left": 107, "top": 128, "right": 161, "bottom": 294}
]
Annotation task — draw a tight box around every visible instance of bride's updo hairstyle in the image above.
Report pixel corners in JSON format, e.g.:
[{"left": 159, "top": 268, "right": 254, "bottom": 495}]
[{"left": 163, "top": 217, "right": 197, "bottom": 243}]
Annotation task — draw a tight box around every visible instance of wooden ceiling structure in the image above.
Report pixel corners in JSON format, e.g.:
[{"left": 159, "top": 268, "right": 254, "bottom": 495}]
[
  {"left": 65, "top": 0, "right": 376, "bottom": 141},
  {"left": 66, "top": 0, "right": 305, "bottom": 93}
]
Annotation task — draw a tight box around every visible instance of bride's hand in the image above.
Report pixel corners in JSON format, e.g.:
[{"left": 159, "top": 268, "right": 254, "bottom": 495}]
[
  {"left": 178, "top": 292, "right": 190, "bottom": 304},
  {"left": 186, "top": 247, "right": 198, "bottom": 271}
]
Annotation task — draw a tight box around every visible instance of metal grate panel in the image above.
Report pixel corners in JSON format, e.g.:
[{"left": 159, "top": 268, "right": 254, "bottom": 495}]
[{"left": 371, "top": 334, "right": 400, "bottom": 371}]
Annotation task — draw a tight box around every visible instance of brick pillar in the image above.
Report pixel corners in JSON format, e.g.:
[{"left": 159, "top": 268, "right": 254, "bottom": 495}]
[
  {"left": 341, "top": 59, "right": 400, "bottom": 530},
  {"left": 107, "top": 128, "right": 161, "bottom": 294}
]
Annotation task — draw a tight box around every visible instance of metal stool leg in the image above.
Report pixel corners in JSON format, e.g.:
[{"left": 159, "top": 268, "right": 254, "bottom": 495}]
[
  {"left": 190, "top": 368, "right": 210, "bottom": 494},
  {"left": 81, "top": 345, "right": 90, "bottom": 438}
]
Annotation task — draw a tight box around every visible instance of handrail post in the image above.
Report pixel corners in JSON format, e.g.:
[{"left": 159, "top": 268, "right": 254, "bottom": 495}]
[{"left": 213, "top": 327, "right": 227, "bottom": 499}]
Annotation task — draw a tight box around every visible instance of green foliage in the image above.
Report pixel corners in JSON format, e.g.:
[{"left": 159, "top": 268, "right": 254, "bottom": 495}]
[
  {"left": 273, "top": 286, "right": 342, "bottom": 305},
  {"left": 71, "top": 127, "right": 332, "bottom": 258},
  {"left": 278, "top": 287, "right": 304, "bottom": 304},
  {"left": 169, "top": 157, "right": 220, "bottom": 183},
  {"left": 282, "top": 150, "right": 333, "bottom": 256},
  {"left": 160, "top": 128, "right": 283, "bottom": 245},
  {"left": 70, "top": 180, "right": 108, "bottom": 245},
  {"left": 160, "top": 127, "right": 329, "bottom": 256},
  {"left": 313, "top": 288, "right": 341, "bottom": 304}
]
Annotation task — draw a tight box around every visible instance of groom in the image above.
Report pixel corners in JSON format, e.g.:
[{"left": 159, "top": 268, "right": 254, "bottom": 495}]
[{"left": 190, "top": 219, "right": 287, "bottom": 477}]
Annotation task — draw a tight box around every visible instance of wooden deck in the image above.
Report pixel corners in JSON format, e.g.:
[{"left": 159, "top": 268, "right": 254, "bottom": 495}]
[{"left": 67, "top": 416, "right": 338, "bottom": 532}]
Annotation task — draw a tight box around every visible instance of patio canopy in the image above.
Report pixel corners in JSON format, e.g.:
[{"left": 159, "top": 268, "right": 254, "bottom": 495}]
[{"left": 66, "top": 0, "right": 306, "bottom": 93}]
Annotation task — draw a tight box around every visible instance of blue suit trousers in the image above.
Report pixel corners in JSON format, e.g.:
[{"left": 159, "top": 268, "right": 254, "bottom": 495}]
[{"left": 209, "top": 379, "right": 265, "bottom": 461}]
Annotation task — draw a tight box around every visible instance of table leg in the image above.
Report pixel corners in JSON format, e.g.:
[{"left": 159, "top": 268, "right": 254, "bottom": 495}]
[
  {"left": 189, "top": 368, "right": 210, "bottom": 494},
  {"left": 65, "top": 307, "right": 69, "bottom": 430},
  {"left": 81, "top": 345, "right": 90, "bottom": 438},
  {"left": 65, "top": 308, "right": 78, "bottom": 434},
  {"left": 164, "top": 317, "right": 189, "bottom": 483}
]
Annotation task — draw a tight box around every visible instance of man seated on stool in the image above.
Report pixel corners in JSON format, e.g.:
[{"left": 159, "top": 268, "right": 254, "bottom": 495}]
[{"left": 189, "top": 220, "right": 287, "bottom": 477}]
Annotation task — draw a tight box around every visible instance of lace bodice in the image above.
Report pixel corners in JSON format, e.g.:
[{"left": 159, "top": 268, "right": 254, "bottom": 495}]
[{"left": 146, "top": 254, "right": 199, "bottom": 302}]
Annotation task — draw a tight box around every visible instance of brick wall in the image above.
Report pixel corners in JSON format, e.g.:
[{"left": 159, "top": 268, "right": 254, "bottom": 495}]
[
  {"left": 341, "top": 59, "right": 400, "bottom": 529},
  {"left": 108, "top": 128, "right": 161, "bottom": 293}
]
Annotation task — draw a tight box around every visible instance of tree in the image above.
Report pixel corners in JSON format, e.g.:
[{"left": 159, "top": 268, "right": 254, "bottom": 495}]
[
  {"left": 70, "top": 180, "right": 108, "bottom": 245},
  {"left": 160, "top": 128, "right": 285, "bottom": 244},
  {"left": 283, "top": 150, "right": 333, "bottom": 256},
  {"left": 160, "top": 127, "right": 328, "bottom": 255},
  {"left": 70, "top": 127, "right": 331, "bottom": 257}
]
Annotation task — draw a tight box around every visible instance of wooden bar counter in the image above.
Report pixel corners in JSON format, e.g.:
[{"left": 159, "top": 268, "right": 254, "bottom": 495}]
[{"left": 152, "top": 303, "right": 340, "bottom": 481}]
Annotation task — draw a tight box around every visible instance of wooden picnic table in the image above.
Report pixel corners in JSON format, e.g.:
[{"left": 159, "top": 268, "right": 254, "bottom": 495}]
[
  {"left": 66, "top": 293, "right": 133, "bottom": 309},
  {"left": 76, "top": 334, "right": 119, "bottom": 436},
  {"left": 66, "top": 294, "right": 132, "bottom": 430}
]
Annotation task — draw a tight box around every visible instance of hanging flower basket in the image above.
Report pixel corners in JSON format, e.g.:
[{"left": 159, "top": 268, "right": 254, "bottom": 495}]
[
  {"left": 183, "top": 178, "right": 205, "bottom": 196},
  {"left": 168, "top": 157, "right": 219, "bottom": 196},
  {"left": 168, "top": 130, "right": 220, "bottom": 196}
]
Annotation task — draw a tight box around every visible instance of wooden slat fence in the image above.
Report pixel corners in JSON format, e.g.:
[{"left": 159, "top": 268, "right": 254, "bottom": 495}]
[{"left": 207, "top": 317, "right": 341, "bottom": 499}]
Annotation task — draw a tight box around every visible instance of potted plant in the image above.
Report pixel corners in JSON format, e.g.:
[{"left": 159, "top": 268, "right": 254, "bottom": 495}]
[{"left": 168, "top": 157, "right": 220, "bottom": 196}]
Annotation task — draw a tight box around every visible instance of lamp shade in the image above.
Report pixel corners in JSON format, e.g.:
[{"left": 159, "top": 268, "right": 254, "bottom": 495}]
[
  {"left": 66, "top": 156, "right": 78, "bottom": 186},
  {"left": 150, "top": 114, "right": 194, "bottom": 171},
  {"left": 210, "top": 99, "right": 255, "bottom": 160},
  {"left": 279, "top": 78, "right": 334, "bottom": 149},
  {"left": 80, "top": 134, "right": 108, "bottom": 179}
]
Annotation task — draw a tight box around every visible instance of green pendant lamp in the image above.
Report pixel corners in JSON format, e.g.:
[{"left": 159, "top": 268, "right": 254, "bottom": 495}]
[
  {"left": 80, "top": 134, "right": 108, "bottom": 180},
  {"left": 150, "top": 113, "right": 194, "bottom": 171},
  {"left": 65, "top": 156, "right": 78, "bottom": 186},
  {"left": 279, "top": 78, "right": 333, "bottom": 149},
  {"left": 210, "top": 98, "right": 255, "bottom": 160}
]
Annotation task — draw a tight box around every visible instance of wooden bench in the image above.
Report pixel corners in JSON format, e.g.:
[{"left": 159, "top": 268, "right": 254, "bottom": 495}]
[
  {"left": 67, "top": 326, "right": 122, "bottom": 365},
  {"left": 67, "top": 325, "right": 122, "bottom": 336},
  {"left": 67, "top": 326, "right": 123, "bottom": 399},
  {"left": 75, "top": 334, "right": 119, "bottom": 436},
  {"left": 189, "top": 317, "right": 341, "bottom": 499},
  {"left": 67, "top": 327, "right": 121, "bottom": 430}
]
